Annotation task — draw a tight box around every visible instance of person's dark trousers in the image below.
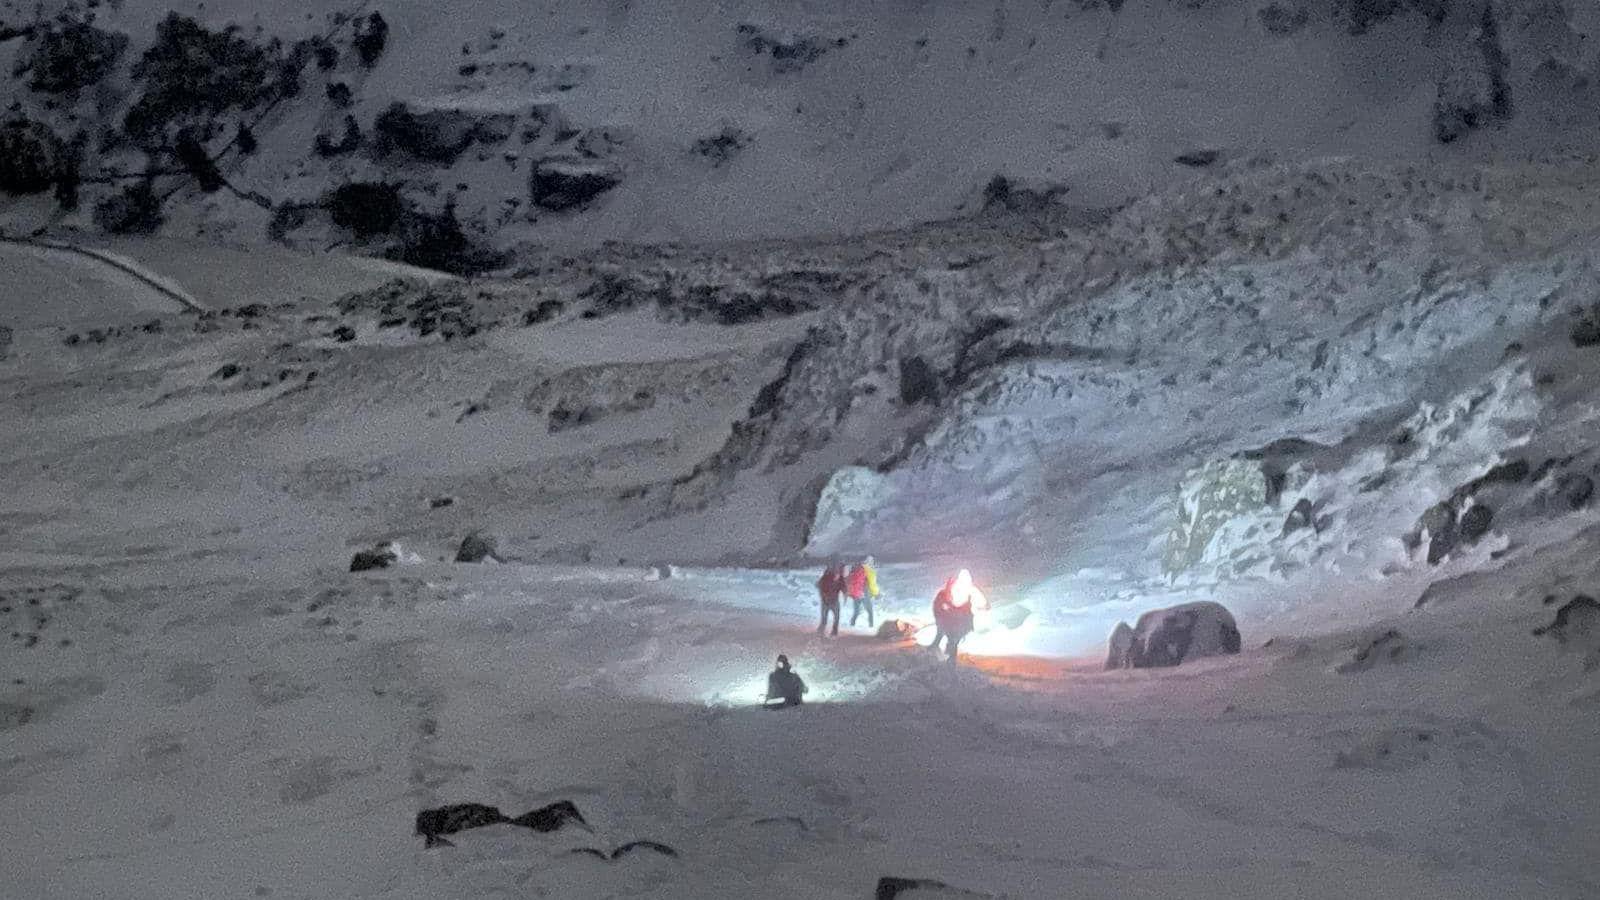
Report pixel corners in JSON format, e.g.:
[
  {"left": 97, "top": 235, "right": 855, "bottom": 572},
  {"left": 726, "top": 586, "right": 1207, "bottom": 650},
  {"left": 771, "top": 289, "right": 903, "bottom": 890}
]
[
  {"left": 931, "top": 628, "right": 946, "bottom": 654},
  {"left": 850, "top": 597, "right": 874, "bottom": 628},
  {"left": 818, "top": 602, "right": 840, "bottom": 636},
  {"left": 946, "top": 632, "right": 963, "bottom": 663}
]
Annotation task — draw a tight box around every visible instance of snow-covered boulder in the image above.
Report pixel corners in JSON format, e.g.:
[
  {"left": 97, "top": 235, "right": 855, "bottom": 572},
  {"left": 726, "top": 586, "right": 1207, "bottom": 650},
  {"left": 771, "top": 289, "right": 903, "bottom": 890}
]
[
  {"left": 1105, "top": 601, "right": 1242, "bottom": 669},
  {"left": 530, "top": 157, "right": 622, "bottom": 211},
  {"left": 1532, "top": 595, "right": 1600, "bottom": 647},
  {"left": 806, "top": 466, "right": 895, "bottom": 555}
]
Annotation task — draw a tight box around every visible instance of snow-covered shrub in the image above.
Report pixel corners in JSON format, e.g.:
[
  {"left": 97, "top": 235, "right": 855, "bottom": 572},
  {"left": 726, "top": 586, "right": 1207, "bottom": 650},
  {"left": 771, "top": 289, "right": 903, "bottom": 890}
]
[
  {"left": 390, "top": 202, "right": 508, "bottom": 276},
  {"left": 94, "top": 180, "right": 164, "bottom": 234},
  {"left": 23, "top": 19, "right": 128, "bottom": 94},
  {"left": 323, "top": 181, "right": 406, "bottom": 237},
  {"left": 691, "top": 125, "right": 751, "bottom": 166},
  {"left": 0, "top": 116, "right": 67, "bottom": 196},
  {"left": 123, "top": 14, "right": 290, "bottom": 148},
  {"left": 352, "top": 12, "right": 389, "bottom": 68}
]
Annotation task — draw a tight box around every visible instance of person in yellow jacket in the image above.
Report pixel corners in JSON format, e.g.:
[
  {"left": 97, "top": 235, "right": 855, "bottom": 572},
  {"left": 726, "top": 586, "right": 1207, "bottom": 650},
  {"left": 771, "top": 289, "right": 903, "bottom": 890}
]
[{"left": 846, "top": 556, "right": 881, "bottom": 629}]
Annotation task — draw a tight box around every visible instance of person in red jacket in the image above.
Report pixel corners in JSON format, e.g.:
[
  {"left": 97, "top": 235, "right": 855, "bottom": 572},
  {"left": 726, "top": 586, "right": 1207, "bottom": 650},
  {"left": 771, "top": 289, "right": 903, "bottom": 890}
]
[
  {"left": 845, "top": 556, "right": 880, "bottom": 629},
  {"left": 930, "top": 569, "right": 985, "bottom": 663},
  {"left": 815, "top": 563, "right": 844, "bottom": 637}
]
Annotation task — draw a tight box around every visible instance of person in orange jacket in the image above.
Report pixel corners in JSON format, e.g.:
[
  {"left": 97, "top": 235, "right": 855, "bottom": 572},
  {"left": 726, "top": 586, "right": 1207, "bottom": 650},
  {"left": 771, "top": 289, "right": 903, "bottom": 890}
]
[{"left": 930, "top": 569, "right": 985, "bottom": 663}]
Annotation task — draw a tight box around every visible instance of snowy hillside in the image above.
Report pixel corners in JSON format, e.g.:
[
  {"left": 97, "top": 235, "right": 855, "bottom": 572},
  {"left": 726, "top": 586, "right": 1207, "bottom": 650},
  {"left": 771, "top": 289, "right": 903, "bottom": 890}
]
[
  {"left": 3, "top": 0, "right": 1600, "bottom": 259},
  {"left": 6, "top": 3, "right": 1600, "bottom": 898}
]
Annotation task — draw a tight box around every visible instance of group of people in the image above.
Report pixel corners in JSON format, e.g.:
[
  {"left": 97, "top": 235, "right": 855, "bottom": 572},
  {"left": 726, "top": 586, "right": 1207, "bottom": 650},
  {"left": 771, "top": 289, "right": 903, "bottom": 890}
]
[
  {"left": 766, "top": 564, "right": 990, "bottom": 707},
  {"left": 813, "top": 557, "right": 881, "bottom": 637}
]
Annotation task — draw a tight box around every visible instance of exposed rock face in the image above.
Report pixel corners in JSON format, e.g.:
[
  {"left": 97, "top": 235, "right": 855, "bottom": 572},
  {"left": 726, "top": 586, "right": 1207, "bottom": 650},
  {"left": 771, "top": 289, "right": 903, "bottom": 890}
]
[
  {"left": 807, "top": 466, "right": 895, "bottom": 555},
  {"left": 1105, "top": 601, "right": 1242, "bottom": 669},
  {"left": 0, "top": 116, "right": 66, "bottom": 196},
  {"left": 1162, "top": 460, "right": 1269, "bottom": 577},
  {"left": 374, "top": 102, "right": 515, "bottom": 164},
  {"left": 530, "top": 157, "right": 622, "bottom": 211}
]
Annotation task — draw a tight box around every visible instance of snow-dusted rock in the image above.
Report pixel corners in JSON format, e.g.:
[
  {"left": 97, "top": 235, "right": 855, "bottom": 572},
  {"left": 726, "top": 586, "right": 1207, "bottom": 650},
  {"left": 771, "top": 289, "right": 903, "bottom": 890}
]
[
  {"left": 530, "top": 157, "right": 622, "bottom": 211},
  {"left": 1162, "top": 460, "right": 1270, "bottom": 577},
  {"left": 806, "top": 466, "right": 895, "bottom": 555},
  {"left": 1532, "top": 595, "right": 1600, "bottom": 646},
  {"left": 1106, "top": 601, "right": 1242, "bottom": 669}
]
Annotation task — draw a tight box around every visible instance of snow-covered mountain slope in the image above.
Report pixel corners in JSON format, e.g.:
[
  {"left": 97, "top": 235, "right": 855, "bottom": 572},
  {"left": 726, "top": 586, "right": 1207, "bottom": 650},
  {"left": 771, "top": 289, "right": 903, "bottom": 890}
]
[{"left": 3, "top": 0, "right": 1600, "bottom": 259}]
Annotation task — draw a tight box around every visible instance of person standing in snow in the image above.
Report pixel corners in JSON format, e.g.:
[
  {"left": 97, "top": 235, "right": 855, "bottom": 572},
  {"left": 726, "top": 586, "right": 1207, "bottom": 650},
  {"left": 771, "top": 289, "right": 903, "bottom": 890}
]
[
  {"left": 765, "top": 654, "right": 808, "bottom": 707},
  {"left": 846, "top": 556, "right": 881, "bottom": 629},
  {"left": 930, "top": 569, "right": 985, "bottom": 663},
  {"left": 816, "top": 563, "right": 844, "bottom": 637}
]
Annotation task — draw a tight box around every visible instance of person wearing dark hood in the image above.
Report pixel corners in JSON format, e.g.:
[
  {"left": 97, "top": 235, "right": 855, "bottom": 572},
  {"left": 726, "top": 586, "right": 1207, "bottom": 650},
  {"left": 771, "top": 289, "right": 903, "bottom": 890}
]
[
  {"left": 765, "top": 654, "right": 807, "bottom": 707},
  {"left": 815, "top": 562, "right": 844, "bottom": 637}
]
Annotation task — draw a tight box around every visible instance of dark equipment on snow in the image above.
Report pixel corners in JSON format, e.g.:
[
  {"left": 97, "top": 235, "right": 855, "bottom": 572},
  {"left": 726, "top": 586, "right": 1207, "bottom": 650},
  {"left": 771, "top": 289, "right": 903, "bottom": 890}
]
[{"left": 415, "top": 800, "right": 590, "bottom": 848}]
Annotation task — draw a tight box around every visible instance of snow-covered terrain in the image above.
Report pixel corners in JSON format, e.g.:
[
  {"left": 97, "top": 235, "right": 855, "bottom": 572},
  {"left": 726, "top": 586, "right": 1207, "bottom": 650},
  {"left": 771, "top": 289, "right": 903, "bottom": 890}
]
[
  {"left": 5, "top": 152, "right": 1600, "bottom": 896},
  {"left": 6, "top": 2, "right": 1600, "bottom": 898}
]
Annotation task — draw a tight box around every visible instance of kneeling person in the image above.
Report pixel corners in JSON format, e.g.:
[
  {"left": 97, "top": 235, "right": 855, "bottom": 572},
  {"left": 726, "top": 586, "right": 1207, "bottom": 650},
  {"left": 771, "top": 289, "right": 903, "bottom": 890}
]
[{"left": 765, "top": 654, "right": 808, "bottom": 707}]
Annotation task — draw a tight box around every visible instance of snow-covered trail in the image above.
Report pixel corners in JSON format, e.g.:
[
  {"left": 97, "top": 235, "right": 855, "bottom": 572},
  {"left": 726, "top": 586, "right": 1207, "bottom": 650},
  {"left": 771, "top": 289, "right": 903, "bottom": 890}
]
[{"left": 5, "top": 555, "right": 1597, "bottom": 899}]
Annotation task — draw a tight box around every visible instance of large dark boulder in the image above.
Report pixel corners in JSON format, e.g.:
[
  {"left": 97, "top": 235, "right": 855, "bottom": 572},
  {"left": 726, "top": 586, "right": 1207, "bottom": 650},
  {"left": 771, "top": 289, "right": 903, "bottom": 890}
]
[
  {"left": 530, "top": 157, "right": 622, "bottom": 211},
  {"left": 1105, "top": 601, "right": 1241, "bottom": 670}
]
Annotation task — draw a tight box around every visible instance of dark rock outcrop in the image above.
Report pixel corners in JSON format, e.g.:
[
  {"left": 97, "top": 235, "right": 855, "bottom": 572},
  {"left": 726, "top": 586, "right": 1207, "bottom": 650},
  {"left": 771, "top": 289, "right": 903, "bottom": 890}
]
[
  {"left": 898, "top": 355, "right": 940, "bottom": 405},
  {"left": 530, "top": 157, "right": 622, "bottom": 211},
  {"left": 374, "top": 102, "right": 515, "bottom": 164},
  {"left": 1556, "top": 473, "right": 1594, "bottom": 510},
  {"left": 1458, "top": 503, "right": 1493, "bottom": 542},
  {"left": 0, "top": 116, "right": 67, "bottom": 196},
  {"left": 455, "top": 531, "right": 502, "bottom": 563},
  {"left": 348, "top": 543, "right": 397, "bottom": 572},
  {"left": 1105, "top": 601, "right": 1241, "bottom": 669},
  {"left": 1532, "top": 595, "right": 1600, "bottom": 642}
]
